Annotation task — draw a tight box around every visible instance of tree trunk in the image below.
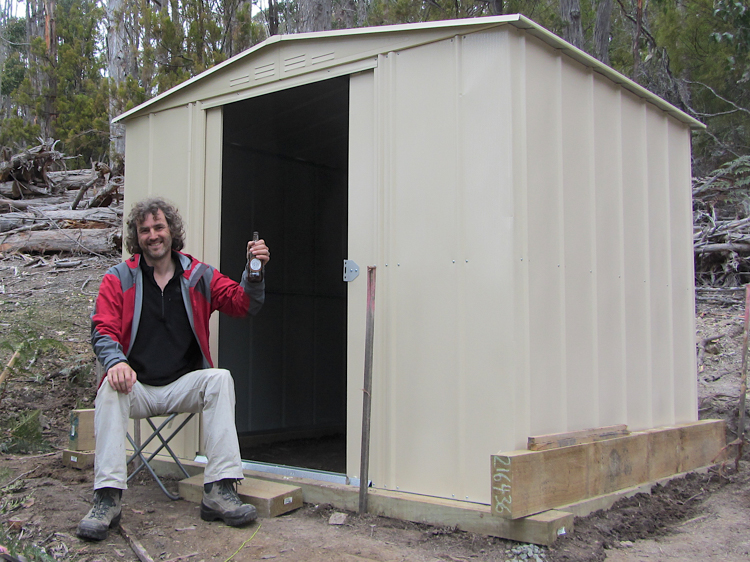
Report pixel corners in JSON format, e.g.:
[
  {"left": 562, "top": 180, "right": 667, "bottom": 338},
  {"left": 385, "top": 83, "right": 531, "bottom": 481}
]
[
  {"left": 487, "top": 0, "right": 503, "bottom": 15},
  {"left": 560, "top": 0, "right": 584, "bottom": 50},
  {"left": 337, "top": 0, "right": 356, "bottom": 28},
  {"left": 300, "top": 0, "right": 331, "bottom": 33},
  {"left": 196, "top": 0, "right": 205, "bottom": 67},
  {"left": 140, "top": 0, "right": 154, "bottom": 94},
  {"left": 43, "top": 0, "right": 56, "bottom": 141},
  {"left": 267, "top": 0, "right": 279, "bottom": 36},
  {"left": 594, "top": 0, "right": 613, "bottom": 64},
  {"left": 154, "top": 0, "right": 171, "bottom": 81},
  {"left": 356, "top": 0, "right": 369, "bottom": 25},
  {"left": 26, "top": 0, "right": 45, "bottom": 131},
  {"left": 107, "top": 0, "right": 127, "bottom": 167},
  {"left": 632, "top": 0, "right": 643, "bottom": 80}
]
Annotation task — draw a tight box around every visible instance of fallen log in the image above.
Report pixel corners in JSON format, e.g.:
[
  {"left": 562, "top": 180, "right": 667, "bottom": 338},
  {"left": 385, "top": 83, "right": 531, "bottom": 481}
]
[
  {"left": 47, "top": 169, "right": 97, "bottom": 190},
  {"left": 0, "top": 223, "right": 47, "bottom": 237},
  {"left": 0, "top": 179, "right": 48, "bottom": 197},
  {"left": 0, "top": 208, "right": 121, "bottom": 232},
  {"left": 0, "top": 195, "right": 76, "bottom": 211},
  {"left": 0, "top": 181, "right": 17, "bottom": 197},
  {"left": 0, "top": 228, "right": 120, "bottom": 255},
  {"left": 694, "top": 242, "right": 750, "bottom": 254}
]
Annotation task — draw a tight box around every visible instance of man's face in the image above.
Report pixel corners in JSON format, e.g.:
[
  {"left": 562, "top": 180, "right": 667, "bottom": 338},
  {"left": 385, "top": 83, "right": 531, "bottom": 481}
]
[{"left": 137, "top": 209, "right": 172, "bottom": 264}]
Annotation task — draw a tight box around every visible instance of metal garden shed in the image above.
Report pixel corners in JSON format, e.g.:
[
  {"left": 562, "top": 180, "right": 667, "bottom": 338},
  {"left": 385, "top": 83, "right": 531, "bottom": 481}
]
[{"left": 116, "top": 14, "right": 722, "bottom": 539}]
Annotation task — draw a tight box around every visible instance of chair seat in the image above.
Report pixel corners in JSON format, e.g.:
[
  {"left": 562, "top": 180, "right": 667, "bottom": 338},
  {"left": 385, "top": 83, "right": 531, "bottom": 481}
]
[{"left": 127, "top": 413, "right": 196, "bottom": 500}]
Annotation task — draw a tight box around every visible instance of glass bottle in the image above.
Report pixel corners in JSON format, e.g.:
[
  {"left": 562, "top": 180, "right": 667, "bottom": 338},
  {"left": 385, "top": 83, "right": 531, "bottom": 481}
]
[{"left": 248, "top": 231, "right": 264, "bottom": 283}]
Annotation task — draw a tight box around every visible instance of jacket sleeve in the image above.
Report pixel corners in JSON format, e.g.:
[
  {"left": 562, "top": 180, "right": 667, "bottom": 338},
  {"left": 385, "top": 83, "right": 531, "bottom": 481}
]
[
  {"left": 91, "top": 271, "right": 129, "bottom": 371},
  {"left": 209, "top": 266, "right": 265, "bottom": 317}
]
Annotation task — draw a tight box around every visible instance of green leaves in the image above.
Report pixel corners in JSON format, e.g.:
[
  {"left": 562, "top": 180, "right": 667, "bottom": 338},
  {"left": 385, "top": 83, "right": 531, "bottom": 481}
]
[{"left": 3, "top": 410, "right": 46, "bottom": 454}]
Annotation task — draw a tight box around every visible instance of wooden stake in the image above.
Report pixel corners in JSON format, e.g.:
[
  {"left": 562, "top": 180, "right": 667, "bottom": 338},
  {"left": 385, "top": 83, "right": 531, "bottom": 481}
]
[
  {"left": 162, "top": 553, "right": 198, "bottom": 562},
  {"left": 736, "top": 285, "right": 750, "bottom": 469},
  {"left": 0, "top": 349, "right": 21, "bottom": 387},
  {"left": 119, "top": 524, "right": 155, "bottom": 562},
  {"left": 358, "top": 266, "right": 376, "bottom": 515}
]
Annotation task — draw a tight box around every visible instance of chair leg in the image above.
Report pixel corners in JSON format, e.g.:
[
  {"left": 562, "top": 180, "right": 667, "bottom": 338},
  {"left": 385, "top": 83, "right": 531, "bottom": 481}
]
[
  {"left": 144, "top": 416, "right": 194, "bottom": 479},
  {"left": 127, "top": 430, "right": 181, "bottom": 500},
  {"left": 126, "top": 413, "right": 196, "bottom": 500}
]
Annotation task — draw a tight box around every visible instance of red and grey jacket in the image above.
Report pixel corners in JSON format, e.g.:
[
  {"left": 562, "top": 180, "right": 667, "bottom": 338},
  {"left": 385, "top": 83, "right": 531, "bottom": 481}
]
[{"left": 91, "top": 251, "right": 264, "bottom": 373}]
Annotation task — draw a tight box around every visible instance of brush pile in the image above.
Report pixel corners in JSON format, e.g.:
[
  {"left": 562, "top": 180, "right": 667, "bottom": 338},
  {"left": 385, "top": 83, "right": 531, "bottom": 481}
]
[
  {"left": 694, "top": 156, "right": 750, "bottom": 287},
  {"left": 0, "top": 141, "right": 123, "bottom": 256}
]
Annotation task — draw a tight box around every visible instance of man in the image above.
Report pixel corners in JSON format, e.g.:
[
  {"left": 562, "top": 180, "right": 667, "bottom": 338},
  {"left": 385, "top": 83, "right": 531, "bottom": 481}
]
[{"left": 77, "top": 197, "right": 269, "bottom": 541}]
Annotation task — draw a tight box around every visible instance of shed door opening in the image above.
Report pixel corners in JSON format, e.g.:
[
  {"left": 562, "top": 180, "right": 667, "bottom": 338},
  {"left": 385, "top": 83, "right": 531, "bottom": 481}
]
[{"left": 219, "top": 75, "right": 349, "bottom": 474}]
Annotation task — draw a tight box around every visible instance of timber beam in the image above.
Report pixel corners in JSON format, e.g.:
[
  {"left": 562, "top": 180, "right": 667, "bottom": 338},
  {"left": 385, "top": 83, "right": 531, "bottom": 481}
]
[{"left": 491, "top": 419, "right": 726, "bottom": 520}]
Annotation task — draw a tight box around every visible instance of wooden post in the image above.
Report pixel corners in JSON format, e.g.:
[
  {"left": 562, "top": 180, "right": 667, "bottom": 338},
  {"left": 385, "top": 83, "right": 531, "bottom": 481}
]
[
  {"left": 358, "top": 266, "right": 376, "bottom": 515},
  {"left": 738, "top": 285, "right": 750, "bottom": 457}
]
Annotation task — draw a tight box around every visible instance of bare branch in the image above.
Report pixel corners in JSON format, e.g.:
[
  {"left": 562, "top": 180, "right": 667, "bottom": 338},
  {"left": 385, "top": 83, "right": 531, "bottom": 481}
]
[{"left": 685, "top": 80, "right": 750, "bottom": 116}]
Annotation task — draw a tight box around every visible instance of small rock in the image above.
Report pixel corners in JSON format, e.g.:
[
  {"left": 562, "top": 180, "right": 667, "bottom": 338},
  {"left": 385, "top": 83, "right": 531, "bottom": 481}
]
[
  {"left": 328, "top": 512, "right": 348, "bottom": 525},
  {"left": 620, "top": 540, "right": 634, "bottom": 548}
]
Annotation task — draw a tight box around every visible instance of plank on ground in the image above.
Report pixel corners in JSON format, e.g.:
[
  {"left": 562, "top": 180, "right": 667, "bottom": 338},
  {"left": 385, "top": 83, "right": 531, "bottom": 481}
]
[
  {"left": 62, "top": 449, "right": 95, "bottom": 469},
  {"left": 527, "top": 424, "right": 629, "bottom": 451},
  {"left": 179, "top": 474, "right": 302, "bottom": 518},
  {"left": 491, "top": 419, "right": 726, "bottom": 519}
]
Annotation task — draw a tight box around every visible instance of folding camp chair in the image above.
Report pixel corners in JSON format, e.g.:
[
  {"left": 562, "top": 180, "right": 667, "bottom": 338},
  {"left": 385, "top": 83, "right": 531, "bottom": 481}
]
[{"left": 126, "top": 413, "right": 196, "bottom": 500}]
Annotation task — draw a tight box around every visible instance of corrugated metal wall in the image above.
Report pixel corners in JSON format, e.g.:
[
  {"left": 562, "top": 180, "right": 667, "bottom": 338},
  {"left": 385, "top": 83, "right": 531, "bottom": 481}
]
[{"left": 347, "top": 27, "right": 696, "bottom": 503}]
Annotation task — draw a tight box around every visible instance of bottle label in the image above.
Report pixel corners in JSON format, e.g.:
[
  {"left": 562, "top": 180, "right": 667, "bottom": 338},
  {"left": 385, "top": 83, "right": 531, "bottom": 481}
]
[{"left": 249, "top": 258, "right": 262, "bottom": 271}]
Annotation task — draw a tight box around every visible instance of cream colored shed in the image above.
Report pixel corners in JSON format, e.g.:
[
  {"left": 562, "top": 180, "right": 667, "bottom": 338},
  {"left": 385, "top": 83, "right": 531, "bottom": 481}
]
[{"left": 116, "top": 14, "right": 703, "bottom": 506}]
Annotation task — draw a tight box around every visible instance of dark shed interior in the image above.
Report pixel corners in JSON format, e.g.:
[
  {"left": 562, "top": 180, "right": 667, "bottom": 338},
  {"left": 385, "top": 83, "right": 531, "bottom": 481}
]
[{"left": 219, "top": 75, "right": 350, "bottom": 473}]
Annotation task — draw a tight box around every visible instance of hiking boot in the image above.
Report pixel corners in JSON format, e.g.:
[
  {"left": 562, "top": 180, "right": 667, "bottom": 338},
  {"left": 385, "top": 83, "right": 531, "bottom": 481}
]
[
  {"left": 76, "top": 488, "right": 122, "bottom": 541},
  {"left": 201, "top": 479, "right": 257, "bottom": 527}
]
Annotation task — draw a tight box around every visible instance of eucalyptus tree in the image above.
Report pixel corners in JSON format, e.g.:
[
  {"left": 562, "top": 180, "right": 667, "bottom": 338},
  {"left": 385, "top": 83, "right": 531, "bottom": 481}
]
[{"left": 107, "top": 0, "right": 133, "bottom": 165}]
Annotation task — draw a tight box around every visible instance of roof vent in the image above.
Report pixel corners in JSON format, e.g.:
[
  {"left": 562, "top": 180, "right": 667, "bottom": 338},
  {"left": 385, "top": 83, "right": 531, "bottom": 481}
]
[
  {"left": 311, "top": 52, "right": 335, "bottom": 65},
  {"left": 255, "top": 62, "right": 276, "bottom": 80},
  {"left": 284, "top": 54, "right": 306, "bottom": 72}
]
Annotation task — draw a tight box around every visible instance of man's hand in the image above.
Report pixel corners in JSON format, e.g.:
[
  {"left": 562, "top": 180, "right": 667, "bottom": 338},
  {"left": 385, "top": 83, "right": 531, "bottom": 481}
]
[
  {"left": 247, "top": 238, "right": 270, "bottom": 266},
  {"left": 107, "top": 362, "right": 137, "bottom": 394}
]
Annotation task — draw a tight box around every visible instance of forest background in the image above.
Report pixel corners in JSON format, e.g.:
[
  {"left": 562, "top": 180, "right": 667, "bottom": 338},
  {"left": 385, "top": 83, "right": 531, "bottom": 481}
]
[{"left": 0, "top": 0, "right": 748, "bottom": 189}]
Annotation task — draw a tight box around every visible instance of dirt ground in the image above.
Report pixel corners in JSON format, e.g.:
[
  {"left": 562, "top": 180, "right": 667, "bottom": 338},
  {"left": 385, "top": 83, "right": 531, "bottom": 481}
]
[{"left": 1, "top": 256, "right": 750, "bottom": 562}]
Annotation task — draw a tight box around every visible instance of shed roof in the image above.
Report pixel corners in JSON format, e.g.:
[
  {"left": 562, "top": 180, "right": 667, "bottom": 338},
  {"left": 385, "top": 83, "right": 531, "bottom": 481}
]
[{"left": 116, "top": 14, "right": 704, "bottom": 129}]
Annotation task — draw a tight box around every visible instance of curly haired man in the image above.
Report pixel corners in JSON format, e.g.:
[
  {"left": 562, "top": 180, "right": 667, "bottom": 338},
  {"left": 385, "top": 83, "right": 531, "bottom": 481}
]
[{"left": 77, "top": 197, "right": 270, "bottom": 540}]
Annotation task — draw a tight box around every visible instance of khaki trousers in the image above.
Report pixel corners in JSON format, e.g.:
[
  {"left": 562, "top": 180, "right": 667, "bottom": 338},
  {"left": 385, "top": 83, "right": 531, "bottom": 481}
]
[{"left": 93, "top": 368, "right": 244, "bottom": 490}]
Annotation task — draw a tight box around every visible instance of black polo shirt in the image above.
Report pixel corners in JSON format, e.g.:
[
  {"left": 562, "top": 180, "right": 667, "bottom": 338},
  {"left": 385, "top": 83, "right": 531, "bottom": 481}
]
[{"left": 127, "top": 255, "right": 203, "bottom": 386}]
